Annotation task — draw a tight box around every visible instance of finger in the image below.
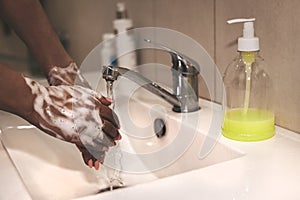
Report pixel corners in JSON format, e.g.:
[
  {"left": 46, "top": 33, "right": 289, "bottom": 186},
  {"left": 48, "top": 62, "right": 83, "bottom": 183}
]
[
  {"left": 94, "top": 161, "right": 100, "bottom": 170},
  {"left": 85, "top": 152, "right": 105, "bottom": 169},
  {"left": 88, "top": 159, "right": 93, "bottom": 168},
  {"left": 99, "top": 105, "right": 120, "bottom": 128},
  {"left": 89, "top": 157, "right": 100, "bottom": 170},
  {"left": 91, "top": 152, "right": 106, "bottom": 165},
  {"left": 78, "top": 146, "right": 94, "bottom": 166},
  {"left": 116, "top": 134, "right": 122, "bottom": 140},
  {"left": 102, "top": 120, "right": 121, "bottom": 140},
  {"left": 76, "top": 144, "right": 98, "bottom": 164},
  {"left": 76, "top": 143, "right": 107, "bottom": 168},
  {"left": 99, "top": 96, "right": 113, "bottom": 106}
]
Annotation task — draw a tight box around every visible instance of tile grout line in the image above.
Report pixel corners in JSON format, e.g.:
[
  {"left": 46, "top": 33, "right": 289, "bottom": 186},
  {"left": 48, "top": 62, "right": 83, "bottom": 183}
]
[{"left": 213, "top": 0, "right": 217, "bottom": 101}]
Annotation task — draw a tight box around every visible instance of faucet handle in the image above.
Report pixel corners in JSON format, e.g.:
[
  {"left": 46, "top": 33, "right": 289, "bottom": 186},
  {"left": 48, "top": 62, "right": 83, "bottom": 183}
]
[{"left": 144, "top": 39, "right": 199, "bottom": 75}]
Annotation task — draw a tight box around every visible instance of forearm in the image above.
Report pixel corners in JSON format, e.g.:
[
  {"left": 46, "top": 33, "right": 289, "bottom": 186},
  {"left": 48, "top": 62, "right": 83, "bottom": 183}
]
[
  {"left": 0, "top": 64, "right": 33, "bottom": 118},
  {"left": 0, "top": 0, "right": 72, "bottom": 75}
]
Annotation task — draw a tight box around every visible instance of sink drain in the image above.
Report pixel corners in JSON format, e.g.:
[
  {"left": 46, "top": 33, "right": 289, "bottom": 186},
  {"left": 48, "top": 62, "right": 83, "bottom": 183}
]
[{"left": 154, "top": 118, "right": 166, "bottom": 138}]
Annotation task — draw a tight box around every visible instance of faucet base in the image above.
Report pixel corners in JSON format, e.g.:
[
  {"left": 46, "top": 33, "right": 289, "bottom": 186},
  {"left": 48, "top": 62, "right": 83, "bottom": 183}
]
[{"left": 172, "top": 105, "right": 201, "bottom": 113}]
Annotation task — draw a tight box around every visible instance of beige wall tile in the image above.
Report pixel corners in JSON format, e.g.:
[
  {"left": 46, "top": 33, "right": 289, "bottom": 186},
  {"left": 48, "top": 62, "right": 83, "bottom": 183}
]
[
  {"left": 216, "top": 0, "right": 300, "bottom": 133},
  {"left": 154, "top": 0, "right": 214, "bottom": 56},
  {"left": 153, "top": 0, "right": 214, "bottom": 100},
  {"left": 44, "top": 0, "right": 118, "bottom": 64}
]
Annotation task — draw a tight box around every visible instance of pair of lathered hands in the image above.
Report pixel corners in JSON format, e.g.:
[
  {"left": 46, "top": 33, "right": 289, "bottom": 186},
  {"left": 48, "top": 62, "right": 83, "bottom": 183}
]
[{"left": 24, "top": 62, "right": 121, "bottom": 170}]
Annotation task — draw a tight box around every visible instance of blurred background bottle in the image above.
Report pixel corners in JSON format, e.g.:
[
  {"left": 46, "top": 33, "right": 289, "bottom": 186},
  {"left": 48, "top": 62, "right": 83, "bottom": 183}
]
[{"left": 113, "top": 2, "right": 137, "bottom": 70}]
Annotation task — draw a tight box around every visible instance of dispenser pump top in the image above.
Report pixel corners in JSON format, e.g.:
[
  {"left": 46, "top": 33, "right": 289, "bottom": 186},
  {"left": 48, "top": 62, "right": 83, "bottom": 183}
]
[
  {"left": 227, "top": 18, "right": 259, "bottom": 52},
  {"left": 116, "top": 2, "right": 128, "bottom": 19}
]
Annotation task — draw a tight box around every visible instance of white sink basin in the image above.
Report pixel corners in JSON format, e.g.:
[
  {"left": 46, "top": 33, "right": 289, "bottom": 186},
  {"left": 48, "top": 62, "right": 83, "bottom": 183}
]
[
  {"left": 0, "top": 92, "right": 243, "bottom": 200},
  {"left": 0, "top": 71, "right": 242, "bottom": 199}
]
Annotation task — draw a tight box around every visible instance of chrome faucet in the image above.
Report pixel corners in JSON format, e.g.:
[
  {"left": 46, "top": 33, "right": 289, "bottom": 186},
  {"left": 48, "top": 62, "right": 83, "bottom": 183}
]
[{"left": 102, "top": 39, "right": 200, "bottom": 113}]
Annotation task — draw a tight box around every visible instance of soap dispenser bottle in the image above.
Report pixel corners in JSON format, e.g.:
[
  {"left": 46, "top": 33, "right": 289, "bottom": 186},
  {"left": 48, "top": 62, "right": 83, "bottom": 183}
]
[{"left": 222, "top": 18, "right": 275, "bottom": 141}]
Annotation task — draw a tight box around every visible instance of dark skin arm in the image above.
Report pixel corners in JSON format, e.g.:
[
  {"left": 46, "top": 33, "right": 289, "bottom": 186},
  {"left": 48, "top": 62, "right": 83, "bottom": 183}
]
[
  {"left": 0, "top": 0, "right": 120, "bottom": 169},
  {"left": 0, "top": 0, "right": 72, "bottom": 75}
]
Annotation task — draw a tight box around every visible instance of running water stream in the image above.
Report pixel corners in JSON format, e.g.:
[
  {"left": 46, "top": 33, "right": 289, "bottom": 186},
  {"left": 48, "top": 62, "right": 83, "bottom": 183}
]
[{"left": 106, "top": 80, "right": 124, "bottom": 190}]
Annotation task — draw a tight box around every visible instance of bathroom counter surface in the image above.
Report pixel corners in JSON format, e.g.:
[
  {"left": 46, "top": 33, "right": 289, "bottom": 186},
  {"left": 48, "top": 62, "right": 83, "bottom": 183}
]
[
  {"left": 81, "top": 125, "right": 300, "bottom": 200},
  {"left": 0, "top": 104, "right": 300, "bottom": 200}
]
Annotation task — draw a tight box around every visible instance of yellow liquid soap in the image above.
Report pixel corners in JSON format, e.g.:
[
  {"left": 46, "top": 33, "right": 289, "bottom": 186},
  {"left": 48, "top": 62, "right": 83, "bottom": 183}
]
[{"left": 222, "top": 108, "right": 275, "bottom": 141}]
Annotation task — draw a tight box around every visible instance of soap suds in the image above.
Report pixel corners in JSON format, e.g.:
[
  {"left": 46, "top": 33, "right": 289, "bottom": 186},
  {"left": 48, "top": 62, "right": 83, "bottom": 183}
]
[
  {"left": 23, "top": 76, "right": 114, "bottom": 153},
  {"left": 47, "top": 62, "right": 90, "bottom": 87}
]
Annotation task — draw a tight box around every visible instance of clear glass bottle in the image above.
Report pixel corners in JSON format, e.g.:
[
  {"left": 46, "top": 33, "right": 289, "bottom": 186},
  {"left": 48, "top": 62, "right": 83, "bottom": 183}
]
[{"left": 222, "top": 19, "right": 275, "bottom": 141}]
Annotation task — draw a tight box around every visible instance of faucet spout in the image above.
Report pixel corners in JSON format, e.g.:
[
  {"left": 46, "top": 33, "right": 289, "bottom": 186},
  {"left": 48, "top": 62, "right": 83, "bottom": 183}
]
[
  {"left": 102, "top": 38, "right": 200, "bottom": 113},
  {"left": 102, "top": 66, "right": 181, "bottom": 108}
]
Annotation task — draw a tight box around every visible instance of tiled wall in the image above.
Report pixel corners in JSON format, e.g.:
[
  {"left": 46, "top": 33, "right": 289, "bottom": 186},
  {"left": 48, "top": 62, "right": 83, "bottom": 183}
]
[{"left": 1, "top": 0, "right": 299, "bottom": 133}]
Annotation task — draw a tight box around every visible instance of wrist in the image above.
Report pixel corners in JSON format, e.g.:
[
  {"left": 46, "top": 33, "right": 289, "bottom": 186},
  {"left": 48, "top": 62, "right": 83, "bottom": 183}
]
[{"left": 15, "top": 76, "right": 36, "bottom": 118}]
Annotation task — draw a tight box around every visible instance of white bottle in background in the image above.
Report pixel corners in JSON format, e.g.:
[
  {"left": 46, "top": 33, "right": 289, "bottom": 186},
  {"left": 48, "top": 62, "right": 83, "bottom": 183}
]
[
  {"left": 113, "top": 2, "right": 137, "bottom": 69},
  {"left": 100, "top": 33, "right": 116, "bottom": 66}
]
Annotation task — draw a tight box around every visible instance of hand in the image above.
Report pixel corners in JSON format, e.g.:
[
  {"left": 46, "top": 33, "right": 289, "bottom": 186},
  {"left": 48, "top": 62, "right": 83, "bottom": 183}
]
[
  {"left": 47, "top": 62, "right": 122, "bottom": 169},
  {"left": 23, "top": 76, "right": 121, "bottom": 169}
]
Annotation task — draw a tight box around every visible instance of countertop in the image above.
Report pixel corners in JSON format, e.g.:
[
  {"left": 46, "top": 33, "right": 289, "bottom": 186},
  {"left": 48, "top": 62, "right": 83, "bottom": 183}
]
[
  {"left": 1, "top": 108, "right": 300, "bottom": 200},
  {"left": 78, "top": 126, "right": 300, "bottom": 200}
]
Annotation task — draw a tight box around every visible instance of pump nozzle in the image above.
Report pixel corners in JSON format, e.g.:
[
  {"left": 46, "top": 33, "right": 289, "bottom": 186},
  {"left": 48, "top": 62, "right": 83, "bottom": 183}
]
[
  {"left": 227, "top": 18, "right": 259, "bottom": 52},
  {"left": 227, "top": 18, "right": 255, "bottom": 24},
  {"left": 227, "top": 18, "right": 259, "bottom": 114}
]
